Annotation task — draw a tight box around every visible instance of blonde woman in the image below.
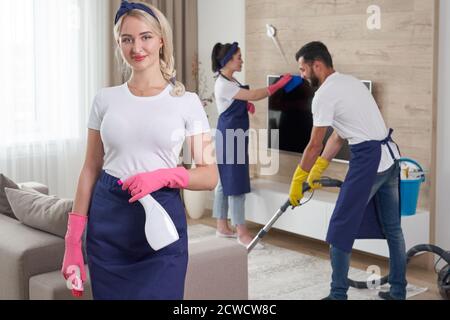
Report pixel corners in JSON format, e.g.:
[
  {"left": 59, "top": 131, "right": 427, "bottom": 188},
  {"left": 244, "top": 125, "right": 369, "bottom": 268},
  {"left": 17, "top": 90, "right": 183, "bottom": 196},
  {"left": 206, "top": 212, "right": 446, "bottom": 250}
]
[{"left": 61, "top": 1, "right": 217, "bottom": 300}]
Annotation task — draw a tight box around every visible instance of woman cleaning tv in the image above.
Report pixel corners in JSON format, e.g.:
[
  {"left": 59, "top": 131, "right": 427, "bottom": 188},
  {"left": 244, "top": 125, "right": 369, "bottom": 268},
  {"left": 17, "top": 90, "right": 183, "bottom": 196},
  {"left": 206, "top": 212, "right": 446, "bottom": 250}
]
[{"left": 211, "top": 42, "right": 292, "bottom": 247}]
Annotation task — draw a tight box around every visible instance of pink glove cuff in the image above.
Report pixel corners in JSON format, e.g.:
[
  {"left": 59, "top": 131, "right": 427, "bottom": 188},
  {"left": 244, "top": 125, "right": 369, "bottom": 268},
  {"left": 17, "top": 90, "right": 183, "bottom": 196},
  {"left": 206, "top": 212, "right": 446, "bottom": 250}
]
[
  {"left": 267, "top": 73, "right": 293, "bottom": 96},
  {"left": 247, "top": 102, "right": 256, "bottom": 114},
  {"left": 65, "top": 212, "right": 87, "bottom": 244},
  {"left": 165, "top": 167, "right": 190, "bottom": 189}
]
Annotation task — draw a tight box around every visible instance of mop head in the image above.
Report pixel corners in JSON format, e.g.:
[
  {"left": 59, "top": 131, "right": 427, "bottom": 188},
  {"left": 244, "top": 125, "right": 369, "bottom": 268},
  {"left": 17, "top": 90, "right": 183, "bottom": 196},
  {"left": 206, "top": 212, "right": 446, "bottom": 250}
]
[{"left": 284, "top": 75, "right": 303, "bottom": 93}]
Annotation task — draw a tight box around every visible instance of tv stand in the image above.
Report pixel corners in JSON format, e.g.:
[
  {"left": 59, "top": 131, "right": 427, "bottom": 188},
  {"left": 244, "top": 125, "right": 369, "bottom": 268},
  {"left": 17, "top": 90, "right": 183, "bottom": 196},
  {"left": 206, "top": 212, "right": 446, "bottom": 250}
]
[{"left": 245, "top": 178, "right": 430, "bottom": 257}]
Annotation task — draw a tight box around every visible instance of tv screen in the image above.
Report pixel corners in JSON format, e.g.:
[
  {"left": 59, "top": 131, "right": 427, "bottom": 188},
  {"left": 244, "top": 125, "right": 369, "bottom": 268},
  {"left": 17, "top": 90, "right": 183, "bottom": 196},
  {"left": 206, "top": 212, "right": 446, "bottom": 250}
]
[{"left": 267, "top": 75, "right": 355, "bottom": 163}]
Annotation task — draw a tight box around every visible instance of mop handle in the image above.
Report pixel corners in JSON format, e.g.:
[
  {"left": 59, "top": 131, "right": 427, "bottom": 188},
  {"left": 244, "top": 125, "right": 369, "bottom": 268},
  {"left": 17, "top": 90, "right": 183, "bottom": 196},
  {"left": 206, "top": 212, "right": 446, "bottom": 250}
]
[
  {"left": 266, "top": 24, "right": 291, "bottom": 68},
  {"left": 270, "top": 37, "right": 290, "bottom": 67},
  {"left": 247, "top": 178, "right": 343, "bottom": 253},
  {"left": 270, "top": 178, "right": 342, "bottom": 225}
]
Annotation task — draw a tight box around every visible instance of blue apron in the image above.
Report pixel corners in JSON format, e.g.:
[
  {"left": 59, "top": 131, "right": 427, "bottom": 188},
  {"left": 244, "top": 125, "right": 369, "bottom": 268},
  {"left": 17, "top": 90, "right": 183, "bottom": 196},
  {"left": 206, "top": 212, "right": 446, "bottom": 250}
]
[
  {"left": 216, "top": 80, "right": 251, "bottom": 196},
  {"left": 326, "top": 129, "right": 400, "bottom": 253},
  {"left": 86, "top": 171, "right": 188, "bottom": 300}
]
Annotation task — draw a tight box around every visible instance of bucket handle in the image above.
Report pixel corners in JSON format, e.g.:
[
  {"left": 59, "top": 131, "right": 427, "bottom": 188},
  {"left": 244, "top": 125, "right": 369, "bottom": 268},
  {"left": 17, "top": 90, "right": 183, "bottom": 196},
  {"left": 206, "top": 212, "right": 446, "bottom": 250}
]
[{"left": 399, "top": 157, "right": 425, "bottom": 182}]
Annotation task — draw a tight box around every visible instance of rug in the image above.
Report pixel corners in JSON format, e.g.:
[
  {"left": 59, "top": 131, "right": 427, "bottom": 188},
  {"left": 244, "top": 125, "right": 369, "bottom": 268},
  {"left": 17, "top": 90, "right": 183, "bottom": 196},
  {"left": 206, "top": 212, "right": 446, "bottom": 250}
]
[{"left": 188, "top": 224, "right": 428, "bottom": 300}]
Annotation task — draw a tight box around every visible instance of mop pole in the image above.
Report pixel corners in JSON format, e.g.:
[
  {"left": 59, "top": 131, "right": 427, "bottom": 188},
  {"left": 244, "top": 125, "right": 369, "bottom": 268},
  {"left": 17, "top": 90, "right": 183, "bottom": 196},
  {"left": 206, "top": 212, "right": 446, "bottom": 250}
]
[{"left": 247, "top": 178, "right": 343, "bottom": 253}]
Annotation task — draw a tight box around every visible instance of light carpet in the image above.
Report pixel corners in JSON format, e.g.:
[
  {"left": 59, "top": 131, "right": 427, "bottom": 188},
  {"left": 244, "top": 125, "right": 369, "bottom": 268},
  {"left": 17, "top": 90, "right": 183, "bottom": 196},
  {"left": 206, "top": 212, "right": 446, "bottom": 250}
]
[{"left": 188, "top": 224, "right": 428, "bottom": 300}]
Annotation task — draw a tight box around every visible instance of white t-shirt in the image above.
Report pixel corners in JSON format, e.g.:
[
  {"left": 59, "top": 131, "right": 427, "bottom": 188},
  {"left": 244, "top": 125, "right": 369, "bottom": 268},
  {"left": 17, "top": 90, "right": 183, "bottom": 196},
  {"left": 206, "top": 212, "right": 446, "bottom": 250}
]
[
  {"left": 88, "top": 83, "right": 210, "bottom": 179},
  {"left": 214, "top": 75, "right": 241, "bottom": 115},
  {"left": 312, "top": 72, "right": 400, "bottom": 172}
]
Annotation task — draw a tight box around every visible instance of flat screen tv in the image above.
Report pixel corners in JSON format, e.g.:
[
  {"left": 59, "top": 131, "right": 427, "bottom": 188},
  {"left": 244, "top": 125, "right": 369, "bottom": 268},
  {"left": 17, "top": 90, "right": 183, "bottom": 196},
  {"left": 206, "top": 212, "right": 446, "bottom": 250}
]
[{"left": 267, "top": 75, "right": 371, "bottom": 163}]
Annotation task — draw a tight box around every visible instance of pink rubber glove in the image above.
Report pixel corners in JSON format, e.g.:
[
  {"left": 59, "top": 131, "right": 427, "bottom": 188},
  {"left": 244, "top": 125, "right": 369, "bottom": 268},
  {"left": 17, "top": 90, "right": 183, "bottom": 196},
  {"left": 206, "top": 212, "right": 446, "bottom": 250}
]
[
  {"left": 119, "top": 167, "right": 190, "bottom": 203},
  {"left": 267, "top": 73, "right": 293, "bottom": 96},
  {"left": 247, "top": 102, "right": 255, "bottom": 115},
  {"left": 61, "top": 212, "right": 87, "bottom": 298}
]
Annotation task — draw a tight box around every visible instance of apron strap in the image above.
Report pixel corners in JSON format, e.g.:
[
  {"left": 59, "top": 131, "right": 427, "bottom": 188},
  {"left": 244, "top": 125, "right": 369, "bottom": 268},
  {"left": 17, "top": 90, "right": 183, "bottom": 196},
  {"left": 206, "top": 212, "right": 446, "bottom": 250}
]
[
  {"left": 219, "top": 72, "right": 244, "bottom": 87},
  {"left": 380, "top": 128, "right": 402, "bottom": 160}
]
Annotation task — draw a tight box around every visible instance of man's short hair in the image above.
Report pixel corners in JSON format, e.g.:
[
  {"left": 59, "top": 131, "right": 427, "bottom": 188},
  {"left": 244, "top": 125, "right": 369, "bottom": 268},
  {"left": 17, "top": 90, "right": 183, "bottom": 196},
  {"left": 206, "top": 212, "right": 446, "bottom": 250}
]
[{"left": 295, "top": 41, "right": 333, "bottom": 68}]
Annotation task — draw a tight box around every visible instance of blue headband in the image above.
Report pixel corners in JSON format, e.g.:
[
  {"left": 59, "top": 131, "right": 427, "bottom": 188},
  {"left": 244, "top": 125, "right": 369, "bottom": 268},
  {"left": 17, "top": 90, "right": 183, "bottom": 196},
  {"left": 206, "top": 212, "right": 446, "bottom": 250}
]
[
  {"left": 219, "top": 42, "right": 239, "bottom": 69},
  {"left": 115, "top": 1, "right": 158, "bottom": 25}
]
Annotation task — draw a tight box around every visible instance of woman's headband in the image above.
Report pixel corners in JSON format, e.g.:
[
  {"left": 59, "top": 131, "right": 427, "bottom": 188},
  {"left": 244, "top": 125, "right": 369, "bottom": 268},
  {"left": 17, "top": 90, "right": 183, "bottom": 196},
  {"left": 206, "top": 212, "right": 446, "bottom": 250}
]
[
  {"left": 115, "top": 1, "right": 158, "bottom": 25},
  {"left": 219, "top": 42, "right": 239, "bottom": 69}
]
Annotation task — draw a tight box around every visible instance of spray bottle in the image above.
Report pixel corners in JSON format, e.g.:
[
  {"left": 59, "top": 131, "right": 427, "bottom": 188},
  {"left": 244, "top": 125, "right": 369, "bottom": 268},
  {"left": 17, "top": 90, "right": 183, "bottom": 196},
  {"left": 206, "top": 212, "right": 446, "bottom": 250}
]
[{"left": 118, "top": 178, "right": 179, "bottom": 251}]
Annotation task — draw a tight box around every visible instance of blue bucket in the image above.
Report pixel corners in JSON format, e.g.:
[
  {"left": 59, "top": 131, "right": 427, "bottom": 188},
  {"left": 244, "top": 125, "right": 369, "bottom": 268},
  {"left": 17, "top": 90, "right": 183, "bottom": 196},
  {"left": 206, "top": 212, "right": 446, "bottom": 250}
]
[{"left": 399, "top": 158, "right": 425, "bottom": 216}]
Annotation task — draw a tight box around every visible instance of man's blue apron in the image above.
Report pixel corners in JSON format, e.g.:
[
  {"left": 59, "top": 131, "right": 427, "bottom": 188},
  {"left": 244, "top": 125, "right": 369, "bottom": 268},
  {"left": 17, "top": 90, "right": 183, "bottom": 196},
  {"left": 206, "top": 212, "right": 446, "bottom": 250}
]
[
  {"left": 86, "top": 171, "right": 188, "bottom": 300},
  {"left": 326, "top": 129, "right": 400, "bottom": 253},
  {"left": 216, "top": 83, "right": 251, "bottom": 197}
]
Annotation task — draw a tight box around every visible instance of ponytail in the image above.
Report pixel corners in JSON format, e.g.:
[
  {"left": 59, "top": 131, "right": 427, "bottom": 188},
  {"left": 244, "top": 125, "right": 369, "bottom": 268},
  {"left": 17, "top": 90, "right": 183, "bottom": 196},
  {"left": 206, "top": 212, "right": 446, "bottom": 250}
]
[{"left": 211, "top": 42, "right": 224, "bottom": 73}]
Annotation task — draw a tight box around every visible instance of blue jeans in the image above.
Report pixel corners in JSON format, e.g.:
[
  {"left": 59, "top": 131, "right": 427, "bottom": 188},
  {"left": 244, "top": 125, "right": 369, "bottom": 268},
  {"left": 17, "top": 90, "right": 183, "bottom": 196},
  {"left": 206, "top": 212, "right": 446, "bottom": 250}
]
[
  {"left": 212, "top": 181, "right": 246, "bottom": 226},
  {"left": 329, "top": 161, "right": 407, "bottom": 300}
]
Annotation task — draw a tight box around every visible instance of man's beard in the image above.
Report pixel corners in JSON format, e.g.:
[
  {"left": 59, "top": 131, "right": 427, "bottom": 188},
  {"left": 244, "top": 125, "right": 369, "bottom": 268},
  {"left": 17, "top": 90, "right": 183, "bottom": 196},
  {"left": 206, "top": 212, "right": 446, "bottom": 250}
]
[{"left": 308, "top": 71, "right": 320, "bottom": 87}]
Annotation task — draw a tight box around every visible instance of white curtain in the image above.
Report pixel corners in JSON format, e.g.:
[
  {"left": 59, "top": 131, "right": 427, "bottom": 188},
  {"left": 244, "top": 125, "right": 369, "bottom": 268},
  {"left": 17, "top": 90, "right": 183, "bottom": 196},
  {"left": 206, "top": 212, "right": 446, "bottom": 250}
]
[{"left": 0, "top": 0, "right": 111, "bottom": 197}]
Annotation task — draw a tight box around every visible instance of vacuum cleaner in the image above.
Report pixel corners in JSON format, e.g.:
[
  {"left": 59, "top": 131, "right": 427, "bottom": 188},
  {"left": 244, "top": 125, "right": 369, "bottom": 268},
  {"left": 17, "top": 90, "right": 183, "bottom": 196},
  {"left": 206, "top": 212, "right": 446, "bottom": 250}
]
[
  {"left": 348, "top": 244, "right": 450, "bottom": 300},
  {"left": 247, "top": 177, "right": 450, "bottom": 300}
]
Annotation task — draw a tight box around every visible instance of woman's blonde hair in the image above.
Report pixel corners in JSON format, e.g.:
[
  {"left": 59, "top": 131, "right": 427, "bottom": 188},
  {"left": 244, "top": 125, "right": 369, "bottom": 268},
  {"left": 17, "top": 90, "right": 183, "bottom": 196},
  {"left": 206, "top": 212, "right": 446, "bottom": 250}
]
[{"left": 113, "top": 1, "right": 185, "bottom": 97}]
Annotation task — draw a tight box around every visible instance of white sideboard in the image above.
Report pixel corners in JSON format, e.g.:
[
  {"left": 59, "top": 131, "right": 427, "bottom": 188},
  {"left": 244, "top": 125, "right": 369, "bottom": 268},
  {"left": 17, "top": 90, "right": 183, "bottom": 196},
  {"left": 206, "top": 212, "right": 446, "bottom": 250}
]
[{"left": 245, "top": 179, "right": 430, "bottom": 258}]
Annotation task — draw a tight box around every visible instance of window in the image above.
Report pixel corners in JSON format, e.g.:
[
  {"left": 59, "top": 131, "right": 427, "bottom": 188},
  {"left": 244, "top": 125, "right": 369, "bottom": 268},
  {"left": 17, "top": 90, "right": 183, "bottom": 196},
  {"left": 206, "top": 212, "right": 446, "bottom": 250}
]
[{"left": 0, "top": 0, "right": 109, "bottom": 146}]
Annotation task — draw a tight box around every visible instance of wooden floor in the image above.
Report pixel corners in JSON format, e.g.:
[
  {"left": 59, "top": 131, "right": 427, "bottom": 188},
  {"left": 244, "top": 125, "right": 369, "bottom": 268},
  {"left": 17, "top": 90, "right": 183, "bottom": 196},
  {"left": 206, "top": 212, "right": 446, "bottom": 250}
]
[{"left": 188, "top": 213, "right": 444, "bottom": 300}]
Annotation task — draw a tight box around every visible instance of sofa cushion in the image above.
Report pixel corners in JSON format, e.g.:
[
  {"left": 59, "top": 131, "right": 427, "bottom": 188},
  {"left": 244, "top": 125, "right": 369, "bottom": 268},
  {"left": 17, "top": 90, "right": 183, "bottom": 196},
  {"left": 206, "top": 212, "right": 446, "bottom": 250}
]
[
  {"left": 29, "top": 236, "right": 248, "bottom": 300},
  {"left": 184, "top": 237, "right": 248, "bottom": 300},
  {"left": 29, "top": 266, "right": 92, "bottom": 300},
  {"left": 0, "top": 173, "right": 19, "bottom": 219},
  {"left": 18, "top": 182, "right": 49, "bottom": 195},
  {"left": 4, "top": 188, "right": 72, "bottom": 238},
  {"left": 0, "top": 214, "right": 65, "bottom": 299}
]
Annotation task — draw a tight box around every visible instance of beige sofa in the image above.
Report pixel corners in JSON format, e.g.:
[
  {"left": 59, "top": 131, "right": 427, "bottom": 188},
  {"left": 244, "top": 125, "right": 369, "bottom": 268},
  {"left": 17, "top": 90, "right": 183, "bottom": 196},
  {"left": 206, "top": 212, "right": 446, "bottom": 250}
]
[{"left": 0, "top": 182, "right": 248, "bottom": 300}]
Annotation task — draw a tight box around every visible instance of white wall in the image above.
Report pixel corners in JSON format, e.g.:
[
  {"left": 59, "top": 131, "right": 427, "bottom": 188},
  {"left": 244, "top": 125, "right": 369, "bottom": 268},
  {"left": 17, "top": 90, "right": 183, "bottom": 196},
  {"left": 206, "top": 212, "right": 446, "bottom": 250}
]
[
  {"left": 436, "top": 0, "right": 450, "bottom": 250},
  {"left": 198, "top": 0, "right": 246, "bottom": 128},
  {"left": 197, "top": 0, "right": 246, "bottom": 211}
]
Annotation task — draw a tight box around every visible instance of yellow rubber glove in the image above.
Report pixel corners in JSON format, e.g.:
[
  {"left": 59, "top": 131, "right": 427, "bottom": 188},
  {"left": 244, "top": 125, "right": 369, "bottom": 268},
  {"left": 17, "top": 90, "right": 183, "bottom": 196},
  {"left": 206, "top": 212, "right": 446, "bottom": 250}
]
[
  {"left": 289, "top": 165, "right": 310, "bottom": 207},
  {"left": 307, "top": 156, "right": 330, "bottom": 190}
]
